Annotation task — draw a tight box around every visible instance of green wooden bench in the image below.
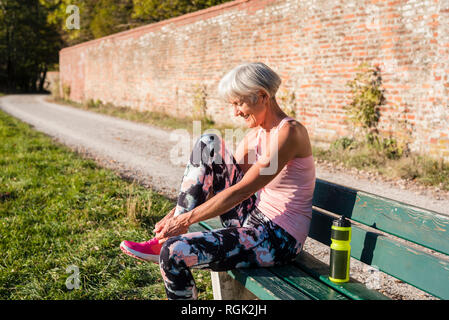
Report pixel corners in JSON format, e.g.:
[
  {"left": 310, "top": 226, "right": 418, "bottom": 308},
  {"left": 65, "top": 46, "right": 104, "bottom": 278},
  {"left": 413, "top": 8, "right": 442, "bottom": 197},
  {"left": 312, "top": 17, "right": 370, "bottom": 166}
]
[{"left": 189, "top": 178, "right": 449, "bottom": 300}]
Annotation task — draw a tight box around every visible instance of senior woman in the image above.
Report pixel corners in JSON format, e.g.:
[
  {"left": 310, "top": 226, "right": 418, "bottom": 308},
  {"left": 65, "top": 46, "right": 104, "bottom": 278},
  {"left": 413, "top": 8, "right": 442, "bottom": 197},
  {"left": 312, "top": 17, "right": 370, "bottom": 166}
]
[{"left": 120, "top": 62, "right": 316, "bottom": 300}]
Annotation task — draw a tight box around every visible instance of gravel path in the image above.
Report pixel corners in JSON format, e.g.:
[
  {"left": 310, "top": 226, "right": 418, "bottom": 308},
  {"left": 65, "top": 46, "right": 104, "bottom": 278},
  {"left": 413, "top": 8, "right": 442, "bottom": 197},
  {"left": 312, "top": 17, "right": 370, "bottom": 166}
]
[{"left": 1, "top": 94, "right": 447, "bottom": 300}]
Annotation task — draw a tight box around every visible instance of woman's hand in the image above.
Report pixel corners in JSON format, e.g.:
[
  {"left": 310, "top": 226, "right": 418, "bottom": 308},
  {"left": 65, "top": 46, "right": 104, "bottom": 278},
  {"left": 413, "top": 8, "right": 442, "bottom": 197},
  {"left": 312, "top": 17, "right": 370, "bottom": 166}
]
[
  {"left": 153, "top": 207, "right": 175, "bottom": 235},
  {"left": 155, "top": 213, "right": 191, "bottom": 244}
]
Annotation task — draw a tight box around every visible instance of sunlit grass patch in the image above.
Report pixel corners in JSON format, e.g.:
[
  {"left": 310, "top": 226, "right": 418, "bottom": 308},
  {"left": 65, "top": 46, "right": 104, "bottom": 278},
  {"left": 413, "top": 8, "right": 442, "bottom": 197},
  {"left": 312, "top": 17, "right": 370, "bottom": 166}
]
[{"left": 0, "top": 110, "right": 213, "bottom": 300}]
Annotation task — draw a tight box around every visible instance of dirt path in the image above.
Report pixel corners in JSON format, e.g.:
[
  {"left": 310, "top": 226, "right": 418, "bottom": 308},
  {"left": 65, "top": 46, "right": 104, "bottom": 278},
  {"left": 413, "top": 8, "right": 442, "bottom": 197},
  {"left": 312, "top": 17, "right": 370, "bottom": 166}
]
[
  {"left": 1, "top": 93, "right": 446, "bottom": 299},
  {"left": 0, "top": 94, "right": 188, "bottom": 198}
]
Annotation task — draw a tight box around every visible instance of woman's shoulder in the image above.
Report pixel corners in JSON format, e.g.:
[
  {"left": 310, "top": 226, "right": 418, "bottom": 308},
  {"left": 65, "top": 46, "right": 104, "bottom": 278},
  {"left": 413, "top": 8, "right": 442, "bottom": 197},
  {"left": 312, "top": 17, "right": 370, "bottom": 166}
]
[
  {"left": 280, "top": 119, "right": 313, "bottom": 157},
  {"left": 280, "top": 118, "right": 308, "bottom": 136}
]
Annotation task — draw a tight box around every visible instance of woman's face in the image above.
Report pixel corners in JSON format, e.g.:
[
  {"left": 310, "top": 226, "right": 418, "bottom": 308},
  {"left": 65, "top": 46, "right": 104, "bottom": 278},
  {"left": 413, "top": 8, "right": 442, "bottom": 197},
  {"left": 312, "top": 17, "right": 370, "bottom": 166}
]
[{"left": 229, "top": 92, "right": 267, "bottom": 128}]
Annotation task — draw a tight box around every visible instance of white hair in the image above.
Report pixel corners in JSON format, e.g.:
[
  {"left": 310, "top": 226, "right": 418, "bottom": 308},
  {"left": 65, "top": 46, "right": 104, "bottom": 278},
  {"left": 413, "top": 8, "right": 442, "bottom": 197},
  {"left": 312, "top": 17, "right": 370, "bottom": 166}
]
[{"left": 217, "top": 62, "right": 282, "bottom": 104}]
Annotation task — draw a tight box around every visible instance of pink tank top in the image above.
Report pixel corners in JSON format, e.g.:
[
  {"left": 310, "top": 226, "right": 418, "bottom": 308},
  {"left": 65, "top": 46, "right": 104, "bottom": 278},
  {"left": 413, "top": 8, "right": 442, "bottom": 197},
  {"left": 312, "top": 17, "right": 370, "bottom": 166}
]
[{"left": 254, "top": 117, "right": 316, "bottom": 244}]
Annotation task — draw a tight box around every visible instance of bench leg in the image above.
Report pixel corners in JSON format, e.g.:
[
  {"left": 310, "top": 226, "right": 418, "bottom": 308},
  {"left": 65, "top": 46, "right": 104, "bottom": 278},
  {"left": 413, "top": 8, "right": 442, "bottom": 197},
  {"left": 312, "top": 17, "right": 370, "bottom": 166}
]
[{"left": 211, "top": 271, "right": 257, "bottom": 300}]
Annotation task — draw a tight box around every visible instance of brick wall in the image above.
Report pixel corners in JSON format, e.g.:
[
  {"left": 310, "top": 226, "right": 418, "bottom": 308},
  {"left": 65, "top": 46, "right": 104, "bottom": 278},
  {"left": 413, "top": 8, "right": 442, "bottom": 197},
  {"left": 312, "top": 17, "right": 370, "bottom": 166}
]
[{"left": 59, "top": 0, "right": 449, "bottom": 161}]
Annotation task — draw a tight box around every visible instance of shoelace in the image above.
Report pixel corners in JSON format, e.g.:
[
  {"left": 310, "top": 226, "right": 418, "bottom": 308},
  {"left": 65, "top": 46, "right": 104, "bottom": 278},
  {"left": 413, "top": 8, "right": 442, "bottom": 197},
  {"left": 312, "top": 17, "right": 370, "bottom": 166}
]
[{"left": 145, "top": 238, "right": 159, "bottom": 246}]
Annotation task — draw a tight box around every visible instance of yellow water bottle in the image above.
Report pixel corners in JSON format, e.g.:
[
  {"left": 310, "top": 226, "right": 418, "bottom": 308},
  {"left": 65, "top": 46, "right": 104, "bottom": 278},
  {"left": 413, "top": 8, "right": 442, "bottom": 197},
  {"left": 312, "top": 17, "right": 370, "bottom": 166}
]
[{"left": 329, "top": 215, "right": 351, "bottom": 283}]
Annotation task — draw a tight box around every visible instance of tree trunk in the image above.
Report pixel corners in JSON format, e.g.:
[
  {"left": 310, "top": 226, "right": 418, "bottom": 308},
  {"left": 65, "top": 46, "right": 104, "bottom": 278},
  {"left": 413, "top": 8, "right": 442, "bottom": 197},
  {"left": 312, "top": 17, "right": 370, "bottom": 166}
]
[
  {"left": 6, "top": 25, "right": 13, "bottom": 92},
  {"left": 38, "top": 67, "right": 47, "bottom": 92}
]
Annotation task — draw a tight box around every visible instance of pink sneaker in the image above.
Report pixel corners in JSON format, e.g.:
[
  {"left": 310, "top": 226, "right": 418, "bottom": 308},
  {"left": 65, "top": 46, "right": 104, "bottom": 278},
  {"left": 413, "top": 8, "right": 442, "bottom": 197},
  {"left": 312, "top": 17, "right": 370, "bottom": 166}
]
[{"left": 120, "top": 238, "right": 162, "bottom": 263}]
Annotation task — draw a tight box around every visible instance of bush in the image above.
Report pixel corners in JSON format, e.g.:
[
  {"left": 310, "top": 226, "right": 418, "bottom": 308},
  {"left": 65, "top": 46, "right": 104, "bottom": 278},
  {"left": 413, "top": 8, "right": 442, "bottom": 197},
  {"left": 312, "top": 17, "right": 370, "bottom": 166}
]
[
  {"left": 62, "top": 84, "right": 71, "bottom": 101},
  {"left": 50, "top": 75, "right": 61, "bottom": 99},
  {"left": 331, "top": 137, "right": 356, "bottom": 151},
  {"left": 344, "top": 63, "right": 384, "bottom": 142}
]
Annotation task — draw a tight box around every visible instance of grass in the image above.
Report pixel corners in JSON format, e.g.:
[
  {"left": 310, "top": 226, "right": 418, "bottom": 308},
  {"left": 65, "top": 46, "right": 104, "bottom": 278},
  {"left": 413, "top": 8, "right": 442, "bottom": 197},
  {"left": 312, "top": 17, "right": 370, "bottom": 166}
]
[
  {"left": 0, "top": 109, "right": 213, "bottom": 300},
  {"left": 48, "top": 96, "right": 236, "bottom": 134},
  {"left": 313, "top": 138, "right": 449, "bottom": 192},
  {"left": 49, "top": 95, "right": 449, "bottom": 192}
]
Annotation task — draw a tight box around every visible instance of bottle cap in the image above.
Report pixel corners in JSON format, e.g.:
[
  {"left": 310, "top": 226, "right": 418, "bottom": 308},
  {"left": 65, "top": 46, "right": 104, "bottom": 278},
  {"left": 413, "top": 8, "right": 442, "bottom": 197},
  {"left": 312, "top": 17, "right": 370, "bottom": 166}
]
[{"left": 333, "top": 215, "right": 351, "bottom": 227}]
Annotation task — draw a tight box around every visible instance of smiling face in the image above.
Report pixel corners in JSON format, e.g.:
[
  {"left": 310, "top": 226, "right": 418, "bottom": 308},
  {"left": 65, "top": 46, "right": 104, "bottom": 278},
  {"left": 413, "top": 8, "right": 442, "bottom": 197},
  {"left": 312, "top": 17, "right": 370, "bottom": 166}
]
[{"left": 229, "top": 92, "right": 268, "bottom": 128}]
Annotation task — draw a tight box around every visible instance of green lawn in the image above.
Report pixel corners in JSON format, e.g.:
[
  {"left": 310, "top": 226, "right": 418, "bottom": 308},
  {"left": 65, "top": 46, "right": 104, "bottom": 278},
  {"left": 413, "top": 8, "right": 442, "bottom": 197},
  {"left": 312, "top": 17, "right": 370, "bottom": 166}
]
[{"left": 0, "top": 109, "right": 213, "bottom": 299}]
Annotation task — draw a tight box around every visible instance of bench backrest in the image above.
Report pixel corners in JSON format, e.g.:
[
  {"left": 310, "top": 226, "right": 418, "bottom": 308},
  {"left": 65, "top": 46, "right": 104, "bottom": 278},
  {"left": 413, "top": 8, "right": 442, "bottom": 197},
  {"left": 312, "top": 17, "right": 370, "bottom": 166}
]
[{"left": 311, "top": 178, "right": 449, "bottom": 300}]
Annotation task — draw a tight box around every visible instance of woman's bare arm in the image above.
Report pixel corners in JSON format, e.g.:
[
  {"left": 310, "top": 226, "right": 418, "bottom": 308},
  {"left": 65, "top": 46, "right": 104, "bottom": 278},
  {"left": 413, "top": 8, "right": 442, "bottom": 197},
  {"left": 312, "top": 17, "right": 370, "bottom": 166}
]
[
  {"left": 156, "top": 123, "right": 300, "bottom": 241},
  {"left": 234, "top": 128, "right": 258, "bottom": 174},
  {"left": 153, "top": 207, "right": 175, "bottom": 234}
]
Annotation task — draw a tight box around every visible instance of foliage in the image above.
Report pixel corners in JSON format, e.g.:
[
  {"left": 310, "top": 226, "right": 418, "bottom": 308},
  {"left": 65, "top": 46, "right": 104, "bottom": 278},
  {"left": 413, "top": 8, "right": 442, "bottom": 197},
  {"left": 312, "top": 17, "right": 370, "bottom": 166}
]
[
  {"left": 341, "top": 63, "right": 413, "bottom": 160},
  {"left": 192, "top": 83, "right": 214, "bottom": 125},
  {"left": 382, "top": 106, "right": 414, "bottom": 159},
  {"left": 131, "top": 0, "right": 230, "bottom": 22},
  {"left": 49, "top": 95, "right": 235, "bottom": 138},
  {"left": 277, "top": 87, "right": 297, "bottom": 118},
  {"left": 89, "top": 0, "right": 134, "bottom": 39},
  {"left": 50, "top": 73, "right": 61, "bottom": 98},
  {"left": 313, "top": 142, "right": 449, "bottom": 191},
  {"left": 43, "top": 0, "right": 231, "bottom": 47},
  {"left": 1, "top": 0, "right": 231, "bottom": 93},
  {"left": 344, "top": 62, "right": 384, "bottom": 143},
  {"left": 0, "top": 0, "right": 63, "bottom": 92},
  {"left": 331, "top": 137, "right": 357, "bottom": 151},
  {"left": 62, "top": 84, "right": 71, "bottom": 100}
]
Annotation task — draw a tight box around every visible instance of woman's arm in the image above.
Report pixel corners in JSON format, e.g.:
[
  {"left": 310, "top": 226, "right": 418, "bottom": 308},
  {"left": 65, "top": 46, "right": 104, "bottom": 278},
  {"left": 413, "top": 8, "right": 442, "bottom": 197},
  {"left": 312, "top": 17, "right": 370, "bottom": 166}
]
[
  {"left": 156, "top": 123, "right": 299, "bottom": 241},
  {"left": 234, "top": 128, "right": 258, "bottom": 174},
  {"left": 153, "top": 207, "right": 175, "bottom": 234}
]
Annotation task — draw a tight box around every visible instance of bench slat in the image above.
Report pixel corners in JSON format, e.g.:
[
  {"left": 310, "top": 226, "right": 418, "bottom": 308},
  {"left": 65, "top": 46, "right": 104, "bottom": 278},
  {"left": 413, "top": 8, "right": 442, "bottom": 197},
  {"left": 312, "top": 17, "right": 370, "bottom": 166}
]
[
  {"left": 188, "top": 223, "right": 208, "bottom": 233},
  {"left": 188, "top": 218, "right": 221, "bottom": 233},
  {"left": 267, "top": 264, "right": 348, "bottom": 300},
  {"left": 309, "top": 209, "right": 449, "bottom": 299},
  {"left": 191, "top": 220, "right": 353, "bottom": 300},
  {"left": 190, "top": 217, "right": 391, "bottom": 300},
  {"left": 293, "top": 251, "right": 390, "bottom": 300},
  {"left": 227, "top": 268, "right": 311, "bottom": 300},
  {"left": 313, "top": 178, "right": 449, "bottom": 255},
  {"left": 199, "top": 218, "right": 222, "bottom": 230},
  {"left": 189, "top": 219, "right": 311, "bottom": 300}
]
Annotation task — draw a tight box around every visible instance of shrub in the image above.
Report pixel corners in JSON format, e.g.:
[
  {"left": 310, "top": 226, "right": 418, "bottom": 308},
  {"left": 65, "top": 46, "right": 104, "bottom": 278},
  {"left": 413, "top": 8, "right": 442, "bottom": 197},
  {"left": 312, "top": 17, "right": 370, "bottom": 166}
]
[
  {"left": 192, "top": 83, "right": 214, "bottom": 125},
  {"left": 62, "top": 84, "right": 71, "bottom": 101},
  {"left": 277, "top": 87, "right": 297, "bottom": 118},
  {"left": 344, "top": 63, "right": 384, "bottom": 143}
]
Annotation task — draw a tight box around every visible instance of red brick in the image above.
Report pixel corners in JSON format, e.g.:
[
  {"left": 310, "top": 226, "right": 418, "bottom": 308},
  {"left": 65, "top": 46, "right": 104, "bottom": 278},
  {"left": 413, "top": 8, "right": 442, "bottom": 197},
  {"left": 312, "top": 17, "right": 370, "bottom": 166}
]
[{"left": 59, "top": 0, "right": 449, "bottom": 162}]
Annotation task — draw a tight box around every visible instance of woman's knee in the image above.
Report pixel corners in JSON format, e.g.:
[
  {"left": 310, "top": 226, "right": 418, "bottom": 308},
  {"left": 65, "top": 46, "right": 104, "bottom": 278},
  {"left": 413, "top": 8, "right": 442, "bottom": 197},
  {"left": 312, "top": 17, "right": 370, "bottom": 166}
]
[
  {"left": 198, "top": 132, "right": 221, "bottom": 144},
  {"left": 192, "top": 133, "right": 223, "bottom": 165},
  {"left": 192, "top": 133, "right": 220, "bottom": 150},
  {"left": 159, "top": 237, "right": 180, "bottom": 265},
  {"left": 159, "top": 237, "right": 199, "bottom": 268}
]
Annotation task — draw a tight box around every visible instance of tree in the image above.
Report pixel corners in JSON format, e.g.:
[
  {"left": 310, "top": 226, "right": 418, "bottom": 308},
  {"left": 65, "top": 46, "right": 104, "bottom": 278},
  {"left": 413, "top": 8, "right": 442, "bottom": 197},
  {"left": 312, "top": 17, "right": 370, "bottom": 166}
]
[
  {"left": 0, "top": 0, "right": 62, "bottom": 92},
  {"left": 132, "top": 0, "right": 230, "bottom": 23},
  {"left": 0, "top": 0, "right": 232, "bottom": 93},
  {"left": 89, "top": 0, "right": 135, "bottom": 39}
]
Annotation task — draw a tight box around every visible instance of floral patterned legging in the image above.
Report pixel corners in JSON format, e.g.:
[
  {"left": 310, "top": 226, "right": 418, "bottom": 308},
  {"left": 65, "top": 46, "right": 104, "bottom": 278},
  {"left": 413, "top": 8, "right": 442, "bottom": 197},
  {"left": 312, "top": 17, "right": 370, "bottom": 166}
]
[{"left": 159, "top": 133, "right": 302, "bottom": 300}]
